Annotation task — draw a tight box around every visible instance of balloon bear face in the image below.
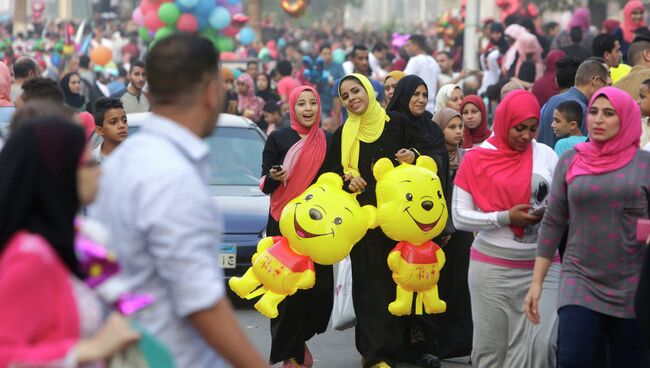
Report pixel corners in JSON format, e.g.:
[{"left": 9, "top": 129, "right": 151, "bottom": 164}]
[
  {"left": 279, "top": 173, "right": 377, "bottom": 265},
  {"left": 374, "top": 156, "right": 448, "bottom": 246}
]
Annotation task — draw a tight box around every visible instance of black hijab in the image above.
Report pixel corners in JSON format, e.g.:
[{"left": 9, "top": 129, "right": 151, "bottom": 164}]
[
  {"left": 0, "top": 118, "right": 86, "bottom": 278},
  {"left": 386, "top": 75, "right": 453, "bottom": 236},
  {"left": 255, "top": 73, "right": 280, "bottom": 103},
  {"left": 59, "top": 72, "right": 86, "bottom": 110}
]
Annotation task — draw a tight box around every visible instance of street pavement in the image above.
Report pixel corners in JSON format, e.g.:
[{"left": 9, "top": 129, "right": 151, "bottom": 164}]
[{"left": 234, "top": 302, "right": 471, "bottom": 368}]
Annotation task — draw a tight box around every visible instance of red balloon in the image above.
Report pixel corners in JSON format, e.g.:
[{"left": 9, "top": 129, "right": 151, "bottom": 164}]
[
  {"left": 222, "top": 25, "right": 239, "bottom": 37},
  {"left": 140, "top": 0, "right": 160, "bottom": 14},
  {"left": 177, "top": 13, "right": 198, "bottom": 32},
  {"left": 220, "top": 51, "right": 237, "bottom": 61},
  {"left": 145, "top": 11, "right": 165, "bottom": 31}
]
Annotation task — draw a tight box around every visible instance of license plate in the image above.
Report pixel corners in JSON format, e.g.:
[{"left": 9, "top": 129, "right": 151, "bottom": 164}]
[{"left": 218, "top": 244, "right": 237, "bottom": 269}]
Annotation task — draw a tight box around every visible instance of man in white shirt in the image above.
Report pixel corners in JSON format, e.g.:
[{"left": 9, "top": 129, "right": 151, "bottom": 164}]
[
  {"left": 90, "top": 33, "right": 267, "bottom": 368},
  {"left": 437, "top": 51, "right": 467, "bottom": 88},
  {"left": 369, "top": 42, "right": 389, "bottom": 80},
  {"left": 404, "top": 34, "right": 441, "bottom": 112}
]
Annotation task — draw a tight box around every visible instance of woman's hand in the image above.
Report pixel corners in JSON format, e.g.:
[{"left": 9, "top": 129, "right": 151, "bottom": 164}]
[
  {"left": 242, "top": 109, "right": 256, "bottom": 120},
  {"left": 75, "top": 313, "right": 140, "bottom": 364},
  {"left": 269, "top": 167, "right": 287, "bottom": 182},
  {"left": 509, "top": 204, "right": 541, "bottom": 227},
  {"left": 348, "top": 176, "right": 367, "bottom": 193},
  {"left": 395, "top": 149, "right": 415, "bottom": 164},
  {"left": 524, "top": 282, "right": 543, "bottom": 324}
]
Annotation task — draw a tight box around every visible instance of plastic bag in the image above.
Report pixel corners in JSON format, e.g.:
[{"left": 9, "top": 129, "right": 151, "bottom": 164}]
[{"left": 332, "top": 256, "right": 355, "bottom": 331}]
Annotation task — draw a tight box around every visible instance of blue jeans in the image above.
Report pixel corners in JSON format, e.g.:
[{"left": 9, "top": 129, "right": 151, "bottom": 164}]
[{"left": 558, "top": 305, "right": 647, "bottom": 368}]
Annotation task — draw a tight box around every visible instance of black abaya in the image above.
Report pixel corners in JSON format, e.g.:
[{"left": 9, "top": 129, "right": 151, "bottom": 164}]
[
  {"left": 260, "top": 127, "right": 334, "bottom": 364},
  {"left": 329, "top": 112, "right": 417, "bottom": 367}
]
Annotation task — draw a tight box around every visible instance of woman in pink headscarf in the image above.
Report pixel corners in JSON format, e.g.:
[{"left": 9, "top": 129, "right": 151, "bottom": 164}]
[
  {"left": 531, "top": 49, "right": 566, "bottom": 106},
  {"left": 259, "top": 86, "right": 329, "bottom": 368},
  {"left": 235, "top": 73, "right": 265, "bottom": 122},
  {"left": 526, "top": 87, "right": 650, "bottom": 367},
  {"left": 550, "top": 7, "right": 595, "bottom": 51},
  {"left": 614, "top": 1, "right": 649, "bottom": 64},
  {"left": 501, "top": 24, "right": 528, "bottom": 77}
]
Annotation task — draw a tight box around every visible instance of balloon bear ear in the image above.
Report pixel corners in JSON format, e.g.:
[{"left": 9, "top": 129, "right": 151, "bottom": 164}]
[
  {"left": 373, "top": 157, "right": 395, "bottom": 181},
  {"left": 317, "top": 172, "right": 344, "bottom": 189},
  {"left": 416, "top": 155, "right": 438, "bottom": 174},
  {"left": 362, "top": 205, "right": 378, "bottom": 229}
]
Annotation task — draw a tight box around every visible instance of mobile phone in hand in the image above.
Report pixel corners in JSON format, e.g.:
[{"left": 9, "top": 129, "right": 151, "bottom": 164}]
[
  {"left": 531, "top": 207, "right": 546, "bottom": 217},
  {"left": 271, "top": 165, "right": 283, "bottom": 171}
]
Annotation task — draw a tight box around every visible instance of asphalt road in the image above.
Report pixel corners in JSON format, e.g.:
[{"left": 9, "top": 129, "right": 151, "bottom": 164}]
[{"left": 234, "top": 302, "right": 471, "bottom": 368}]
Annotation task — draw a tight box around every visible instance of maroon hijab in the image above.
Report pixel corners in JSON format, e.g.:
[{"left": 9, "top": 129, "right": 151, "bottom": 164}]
[
  {"left": 531, "top": 50, "right": 566, "bottom": 106},
  {"left": 460, "top": 95, "right": 491, "bottom": 148}
]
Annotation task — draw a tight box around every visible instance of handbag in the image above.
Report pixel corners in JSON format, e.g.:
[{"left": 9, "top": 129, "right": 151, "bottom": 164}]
[{"left": 331, "top": 256, "right": 356, "bottom": 331}]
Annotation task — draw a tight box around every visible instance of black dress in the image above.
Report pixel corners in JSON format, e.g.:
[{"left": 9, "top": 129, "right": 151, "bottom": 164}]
[
  {"left": 260, "top": 127, "right": 333, "bottom": 364},
  {"left": 329, "top": 112, "right": 417, "bottom": 367}
]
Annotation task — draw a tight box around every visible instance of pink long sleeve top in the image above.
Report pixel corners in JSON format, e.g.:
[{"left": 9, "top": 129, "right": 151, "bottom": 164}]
[{"left": 0, "top": 231, "right": 80, "bottom": 367}]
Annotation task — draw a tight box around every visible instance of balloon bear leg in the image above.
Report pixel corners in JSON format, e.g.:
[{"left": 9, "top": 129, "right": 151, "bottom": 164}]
[
  {"left": 228, "top": 268, "right": 261, "bottom": 299},
  {"left": 388, "top": 285, "right": 414, "bottom": 316},
  {"left": 422, "top": 285, "right": 446, "bottom": 314},
  {"left": 255, "top": 290, "right": 286, "bottom": 319}
]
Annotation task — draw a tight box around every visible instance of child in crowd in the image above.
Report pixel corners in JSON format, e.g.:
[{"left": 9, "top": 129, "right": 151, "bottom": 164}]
[
  {"left": 551, "top": 100, "right": 586, "bottom": 156},
  {"left": 262, "top": 100, "right": 288, "bottom": 136},
  {"left": 637, "top": 78, "right": 650, "bottom": 149},
  {"left": 93, "top": 97, "right": 128, "bottom": 162}
]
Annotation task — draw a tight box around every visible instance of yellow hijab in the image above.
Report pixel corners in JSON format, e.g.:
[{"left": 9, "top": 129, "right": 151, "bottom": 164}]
[{"left": 339, "top": 73, "right": 390, "bottom": 177}]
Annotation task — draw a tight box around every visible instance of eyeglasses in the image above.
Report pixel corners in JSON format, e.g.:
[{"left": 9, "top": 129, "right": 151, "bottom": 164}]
[{"left": 594, "top": 76, "right": 612, "bottom": 87}]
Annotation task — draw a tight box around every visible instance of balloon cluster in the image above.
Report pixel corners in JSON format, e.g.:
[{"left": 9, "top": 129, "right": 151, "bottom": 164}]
[
  {"left": 31, "top": 1, "right": 45, "bottom": 22},
  {"left": 435, "top": 10, "right": 464, "bottom": 48},
  {"left": 131, "top": 0, "right": 255, "bottom": 52},
  {"left": 302, "top": 55, "right": 330, "bottom": 86},
  {"left": 280, "top": 0, "right": 310, "bottom": 18}
]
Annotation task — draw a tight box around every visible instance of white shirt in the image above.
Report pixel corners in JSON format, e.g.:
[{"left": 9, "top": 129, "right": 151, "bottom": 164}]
[
  {"left": 90, "top": 114, "right": 226, "bottom": 368},
  {"left": 404, "top": 53, "right": 440, "bottom": 112},
  {"left": 452, "top": 140, "right": 558, "bottom": 250},
  {"left": 369, "top": 52, "right": 387, "bottom": 80},
  {"left": 343, "top": 60, "right": 354, "bottom": 75}
]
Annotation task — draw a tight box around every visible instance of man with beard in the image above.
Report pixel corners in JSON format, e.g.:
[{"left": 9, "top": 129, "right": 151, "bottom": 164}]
[{"left": 119, "top": 61, "right": 150, "bottom": 113}]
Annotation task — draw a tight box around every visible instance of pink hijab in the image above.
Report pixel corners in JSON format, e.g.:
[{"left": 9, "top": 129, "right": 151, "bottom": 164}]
[
  {"left": 514, "top": 32, "right": 544, "bottom": 81},
  {"left": 569, "top": 7, "right": 591, "bottom": 32},
  {"left": 502, "top": 24, "right": 528, "bottom": 76},
  {"left": 623, "top": 1, "right": 646, "bottom": 43},
  {"left": 455, "top": 90, "right": 540, "bottom": 238},
  {"left": 268, "top": 86, "right": 327, "bottom": 220},
  {"left": 567, "top": 87, "right": 641, "bottom": 184},
  {"left": 0, "top": 62, "right": 13, "bottom": 107},
  {"left": 236, "top": 73, "right": 264, "bottom": 120}
]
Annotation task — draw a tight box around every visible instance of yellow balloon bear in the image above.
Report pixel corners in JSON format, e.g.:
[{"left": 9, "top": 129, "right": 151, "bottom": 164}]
[
  {"left": 373, "top": 156, "right": 448, "bottom": 316},
  {"left": 229, "top": 173, "right": 378, "bottom": 318}
]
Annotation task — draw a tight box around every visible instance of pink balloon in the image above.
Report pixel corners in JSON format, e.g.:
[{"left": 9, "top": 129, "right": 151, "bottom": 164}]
[
  {"left": 177, "top": 13, "right": 198, "bottom": 32},
  {"left": 222, "top": 25, "right": 239, "bottom": 37},
  {"left": 132, "top": 7, "right": 145, "bottom": 26},
  {"left": 145, "top": 11, "right": 165, "bottom": 31}
]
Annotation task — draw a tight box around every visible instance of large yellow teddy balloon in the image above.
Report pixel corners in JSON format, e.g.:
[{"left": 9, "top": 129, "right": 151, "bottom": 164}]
[
  {"left": 229, "top": 173, "right": 377, "bottom": 318},
  {"left": 374, "top": 156, "right": 448, "bottom": 316}
]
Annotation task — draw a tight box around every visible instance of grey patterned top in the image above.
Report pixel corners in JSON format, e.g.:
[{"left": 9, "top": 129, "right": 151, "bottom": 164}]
[{"left": 537, "top": 149, "right": 650, "bottom": 318}]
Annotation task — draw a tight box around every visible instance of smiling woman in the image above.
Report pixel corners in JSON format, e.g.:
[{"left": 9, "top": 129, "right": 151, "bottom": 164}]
[{"left": 259, "top": 85, "right": 332, "bottom": 367}]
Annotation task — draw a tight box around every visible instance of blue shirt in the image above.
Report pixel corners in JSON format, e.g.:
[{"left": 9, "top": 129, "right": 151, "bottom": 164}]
[
  {"left": 332, "top": 77, "right": 385, "bottom": 124},
  {"left": 319, "top": 62, "right": 345, "bottom": 116},
  {"left": 554, "top": 135, "right": 587, "bottom": 156},
  {"left": 538, "top": 87, "right": 588, "bottom": 149},
  {"left": 90, "top": 114, "right": 226, "bottom": 368}
]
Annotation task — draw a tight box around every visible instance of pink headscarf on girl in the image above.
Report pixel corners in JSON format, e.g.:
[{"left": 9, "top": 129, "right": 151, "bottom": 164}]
[
  {"left": 514, "top": 32, "right": 544, "bottom": 81},
  {"left": 236, "top": 73, "right": 264, "bottom": 120},
  {"left": 623, "top": 1, "right": 646, "bottom": 43},
  {"left": 0, "top": 62, "right": 13, "bottom": 107},
  {"left": 501, "top": 24, "right": 528, "bottom": 76},
  {"left": 566, "top": 87, "right": 641, "bottom": 184},
  {"left": 268, "top": 86, "right": 327, "bottom": 220},
  {"left": 569, "top": 7, "right": 591, "bottom": 32}
]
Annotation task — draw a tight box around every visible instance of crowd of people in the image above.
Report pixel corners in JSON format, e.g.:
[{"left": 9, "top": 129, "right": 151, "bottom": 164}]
[{"left": 2, "top": 2, "right": 650, "bottom": 368}]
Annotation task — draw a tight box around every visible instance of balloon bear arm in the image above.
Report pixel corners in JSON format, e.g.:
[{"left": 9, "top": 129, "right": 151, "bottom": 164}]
[
  {"left": 284, "top": 269, "right": 316, "bottom": 292},
  {"left": 435, "top": 247, "right": 446, "bottom": 269},
  {"left": 387, "top": 250, "right": 401, "bottom": 272},
  {"left": 252, "top": 236, "right": 278, "bottom": 262}
]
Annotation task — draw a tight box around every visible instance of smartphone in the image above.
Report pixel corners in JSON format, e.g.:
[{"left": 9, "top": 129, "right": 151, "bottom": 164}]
[
  {"left": 636, "top": 218, "right": 650, "bottom": 243},
  {"left": 531, "top": 207, "right": 546, "bottom": 217},
  {"left": 271, "top": 165, "right": 283, "bottom": 171}
]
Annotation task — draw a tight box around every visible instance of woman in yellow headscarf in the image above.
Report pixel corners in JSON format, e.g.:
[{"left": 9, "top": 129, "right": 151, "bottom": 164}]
[{"left": 329, "top": 73, "right": 416, "bottom": 368}]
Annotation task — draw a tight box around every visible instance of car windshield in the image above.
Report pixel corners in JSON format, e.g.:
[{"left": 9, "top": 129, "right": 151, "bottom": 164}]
[
  {"left": 127, "top": 124, "right": 264, "bottom": 186},
  {"left": 206, "top": 126, "right": 264, "bottom": 186}
]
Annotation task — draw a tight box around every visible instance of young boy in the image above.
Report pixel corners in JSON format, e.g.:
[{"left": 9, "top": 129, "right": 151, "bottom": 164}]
[
  {"left": 638, "top": 79, "right": 650, "bottom": 150},
  {"left": 262, "top": 101, "right": 288, "bottom": 136},
  {"left": 93, "top": 97, "right": 128, "bottom": 162},
  {"left": 552, "top": 100, "right": 586, "bottom": 156}
]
